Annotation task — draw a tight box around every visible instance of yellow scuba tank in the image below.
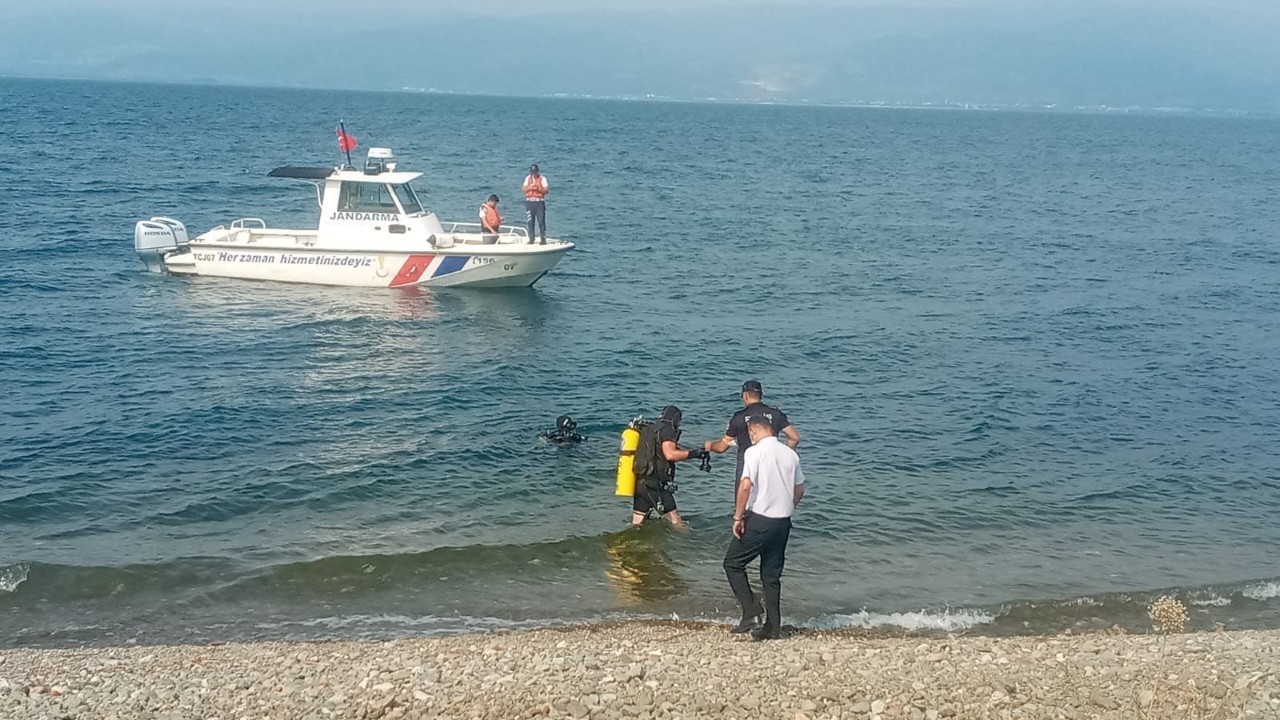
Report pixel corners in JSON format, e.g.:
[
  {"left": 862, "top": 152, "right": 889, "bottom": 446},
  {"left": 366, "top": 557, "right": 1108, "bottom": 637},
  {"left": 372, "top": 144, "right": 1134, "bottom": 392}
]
[{"left": 615, "top": 424, "right": 641, "bottom": 497}]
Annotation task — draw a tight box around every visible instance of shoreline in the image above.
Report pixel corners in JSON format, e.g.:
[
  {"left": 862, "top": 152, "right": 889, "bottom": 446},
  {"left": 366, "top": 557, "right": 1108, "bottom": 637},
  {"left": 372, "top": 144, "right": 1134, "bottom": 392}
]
[{"left": 3, "top": 621, "right": 1277, "bottom": 719}]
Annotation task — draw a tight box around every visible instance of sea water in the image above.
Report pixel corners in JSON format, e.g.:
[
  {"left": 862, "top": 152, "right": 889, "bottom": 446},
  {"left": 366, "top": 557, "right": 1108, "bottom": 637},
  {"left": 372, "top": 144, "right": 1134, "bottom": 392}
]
[{"left": 2, "top": 78, "right": 1280, "bottom": 646}]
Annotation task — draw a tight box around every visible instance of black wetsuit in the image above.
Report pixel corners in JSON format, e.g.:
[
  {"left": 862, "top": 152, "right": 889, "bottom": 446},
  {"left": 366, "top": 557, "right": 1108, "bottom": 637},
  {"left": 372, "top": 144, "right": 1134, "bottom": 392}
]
[
  {"left": 540, "top": 429, "right": 586, "bottom": 446},
  {"left": 633, "top": 422, "right": 679, "bottom": 515}
]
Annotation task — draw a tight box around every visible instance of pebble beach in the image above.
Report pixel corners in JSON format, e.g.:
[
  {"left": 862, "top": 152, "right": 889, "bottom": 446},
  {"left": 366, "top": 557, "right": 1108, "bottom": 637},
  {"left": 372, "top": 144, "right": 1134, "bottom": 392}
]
[{"left": 3, "top": 622, "right": 1277, "bottom": 720}]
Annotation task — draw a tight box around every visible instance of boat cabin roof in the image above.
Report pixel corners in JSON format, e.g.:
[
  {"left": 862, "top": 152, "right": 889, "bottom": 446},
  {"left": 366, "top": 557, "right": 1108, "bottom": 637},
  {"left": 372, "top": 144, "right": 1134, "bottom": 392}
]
[{"left": 268, "top": 166, "right": 424, "bottom": 184}]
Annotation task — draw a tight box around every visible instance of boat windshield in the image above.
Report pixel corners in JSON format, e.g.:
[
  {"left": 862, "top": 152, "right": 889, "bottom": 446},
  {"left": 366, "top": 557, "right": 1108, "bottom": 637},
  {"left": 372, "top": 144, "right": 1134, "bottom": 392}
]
[
  {"left": 336, "top": 182, "right": 400, "bottom": 213},
  {"left": 394, "top": 183, "right": 425, "bottom": 215}
]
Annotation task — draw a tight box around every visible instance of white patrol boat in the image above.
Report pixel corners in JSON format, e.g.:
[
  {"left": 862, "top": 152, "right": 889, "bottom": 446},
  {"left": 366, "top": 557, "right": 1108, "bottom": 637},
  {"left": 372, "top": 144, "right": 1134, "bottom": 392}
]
[{"left": 134, "top": 148, "right": 572, "bottom": 288}]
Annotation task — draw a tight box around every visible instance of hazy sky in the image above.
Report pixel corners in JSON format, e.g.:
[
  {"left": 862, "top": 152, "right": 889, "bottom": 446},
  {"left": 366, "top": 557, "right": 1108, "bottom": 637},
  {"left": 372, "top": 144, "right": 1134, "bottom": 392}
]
[
  {"left": 3, "top": 0, "right": 1278, "bottom": 111},
  {"left": 5, "top": 0, "right": 1279, "bottom": 26},
  {"left": 4, "top": 0, "right": 1278, "bottom": 13}
]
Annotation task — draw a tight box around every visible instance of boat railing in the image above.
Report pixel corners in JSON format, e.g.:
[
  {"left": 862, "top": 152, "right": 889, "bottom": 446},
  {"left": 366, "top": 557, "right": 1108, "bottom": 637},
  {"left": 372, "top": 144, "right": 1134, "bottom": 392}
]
[
  {"left": 442, "top": 222, "right": 529, "bottom": 238},
  {"left": 201, "top": 219, "right": 270, "bottom": 245}
]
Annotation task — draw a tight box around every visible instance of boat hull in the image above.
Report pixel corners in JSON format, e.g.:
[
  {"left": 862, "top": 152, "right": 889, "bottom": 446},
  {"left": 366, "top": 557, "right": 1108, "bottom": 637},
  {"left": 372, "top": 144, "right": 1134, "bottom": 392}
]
[{"left": 160, "top": 244, "right": 571, "bottom": 288}]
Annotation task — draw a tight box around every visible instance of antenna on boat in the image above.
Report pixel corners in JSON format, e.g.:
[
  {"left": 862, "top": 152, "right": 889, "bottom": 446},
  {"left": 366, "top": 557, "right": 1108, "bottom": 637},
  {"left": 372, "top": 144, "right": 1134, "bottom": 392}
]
[{"left": 336, "top": 120, "right": 357, "bottom": 169}]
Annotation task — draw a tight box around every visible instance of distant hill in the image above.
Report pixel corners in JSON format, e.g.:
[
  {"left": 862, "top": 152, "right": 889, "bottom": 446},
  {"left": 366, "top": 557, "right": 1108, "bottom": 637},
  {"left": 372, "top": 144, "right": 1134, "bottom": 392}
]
[{"left": 3, "top": 4, "right": 1278, "bottom": 113}]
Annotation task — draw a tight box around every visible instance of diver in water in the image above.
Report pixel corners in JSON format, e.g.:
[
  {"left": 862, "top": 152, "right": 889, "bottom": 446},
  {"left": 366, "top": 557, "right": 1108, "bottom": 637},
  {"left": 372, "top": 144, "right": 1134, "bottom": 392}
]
[
  {"left": 631, "top": 405, "right": 710, "bottom": 527},
  {"left": 540, "top": 415, "right": 587, "bottom": 446}
]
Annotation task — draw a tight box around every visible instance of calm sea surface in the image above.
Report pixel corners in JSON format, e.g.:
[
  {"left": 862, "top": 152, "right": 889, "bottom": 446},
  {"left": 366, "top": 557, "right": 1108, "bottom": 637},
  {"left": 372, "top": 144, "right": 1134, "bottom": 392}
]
[{"left": 2, "top": 78, "right": 1279, "bottom": 647}]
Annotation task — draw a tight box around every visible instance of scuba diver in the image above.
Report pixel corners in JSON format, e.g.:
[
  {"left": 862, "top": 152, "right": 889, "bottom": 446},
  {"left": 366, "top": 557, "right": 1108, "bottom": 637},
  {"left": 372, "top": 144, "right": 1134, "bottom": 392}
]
[
  {"left": 629, "top": 405, "right": 710, "bottom": 527},
  {"left": 540, "top": 415, "right": 587, "bottom": 446}
]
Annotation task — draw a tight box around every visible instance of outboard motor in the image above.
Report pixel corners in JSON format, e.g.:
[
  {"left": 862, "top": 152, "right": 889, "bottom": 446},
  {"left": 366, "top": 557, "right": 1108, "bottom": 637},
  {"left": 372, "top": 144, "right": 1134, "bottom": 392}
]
[{"left": 134, "top": 217, "right": 189, "bottom": 273}]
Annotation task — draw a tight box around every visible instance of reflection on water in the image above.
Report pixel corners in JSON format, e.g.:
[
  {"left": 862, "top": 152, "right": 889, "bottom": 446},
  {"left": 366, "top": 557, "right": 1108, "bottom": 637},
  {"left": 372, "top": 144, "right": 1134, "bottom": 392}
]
[
  {"left": 435, "top": 286, "right": 556, "bottom": 330},
  {"left": 165, "top": 277, "right": 442, "bottom": 324},
  {"left": 602, "top": 527, "right": 689, "bottom": 605},
  {"left": 385, "top": 286, "right": 439, "bottom": 320}
]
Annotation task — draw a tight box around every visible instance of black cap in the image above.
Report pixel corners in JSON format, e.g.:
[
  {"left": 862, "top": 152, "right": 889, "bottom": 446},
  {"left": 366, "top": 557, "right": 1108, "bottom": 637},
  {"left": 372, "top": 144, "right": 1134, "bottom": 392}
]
[
  {"left": 659, "top": 405, "right": 682, "bottom": 427},
  {"left": 741, "top": 380, "right": 764, "bottom": 396},
  {"left": 530, "top": 163, "right": 540, "bottom": 172}
]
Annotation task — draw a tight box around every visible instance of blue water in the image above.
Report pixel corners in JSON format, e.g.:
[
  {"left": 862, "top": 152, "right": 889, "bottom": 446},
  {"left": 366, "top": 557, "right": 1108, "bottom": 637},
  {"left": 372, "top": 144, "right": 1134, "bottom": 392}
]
[{"left": 3, "top": 77, "right": 1280, "bottom": 647}]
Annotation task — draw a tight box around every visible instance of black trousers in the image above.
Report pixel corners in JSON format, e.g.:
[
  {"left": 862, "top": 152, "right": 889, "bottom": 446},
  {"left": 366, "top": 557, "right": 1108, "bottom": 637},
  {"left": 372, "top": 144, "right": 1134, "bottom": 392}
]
[
  {"left": 525, "top": 200, "right": 546, "bottom": 241},
  {"left": 723, "top": 513, "right": 792, "bottom": 631}
]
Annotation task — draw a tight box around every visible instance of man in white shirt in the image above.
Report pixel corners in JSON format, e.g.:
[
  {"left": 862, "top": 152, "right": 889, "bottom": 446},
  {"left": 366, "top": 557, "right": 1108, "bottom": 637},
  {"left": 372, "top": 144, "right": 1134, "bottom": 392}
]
[{"left": 723, "top": 415, "right": 805, "bottom": 640}]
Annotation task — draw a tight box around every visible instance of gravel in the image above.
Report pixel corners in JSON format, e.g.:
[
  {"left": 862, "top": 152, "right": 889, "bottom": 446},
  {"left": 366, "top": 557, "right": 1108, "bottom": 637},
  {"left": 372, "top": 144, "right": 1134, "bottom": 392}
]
[{"left": 1, "top": 622, "right": 1277, "bottom": 719}]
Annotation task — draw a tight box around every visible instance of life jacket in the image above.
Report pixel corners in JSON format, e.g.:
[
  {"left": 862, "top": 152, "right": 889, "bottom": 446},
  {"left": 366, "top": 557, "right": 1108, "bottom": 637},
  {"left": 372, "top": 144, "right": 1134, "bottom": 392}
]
[
  {"left": 631, "top": 420, "right": 674, "bottom": 489},
  {"left": 480, "top": 203, "right": 502, "bottom": 230},
  {"left": 523, "top": 174, "right": 547, "bottom": 200}
]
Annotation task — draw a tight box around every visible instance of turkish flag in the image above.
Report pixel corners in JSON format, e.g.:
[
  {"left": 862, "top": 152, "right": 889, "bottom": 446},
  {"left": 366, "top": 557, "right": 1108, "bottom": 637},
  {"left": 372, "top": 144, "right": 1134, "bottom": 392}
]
[{"left": 336, "top": 128, "right": 358, "bottom": 153}]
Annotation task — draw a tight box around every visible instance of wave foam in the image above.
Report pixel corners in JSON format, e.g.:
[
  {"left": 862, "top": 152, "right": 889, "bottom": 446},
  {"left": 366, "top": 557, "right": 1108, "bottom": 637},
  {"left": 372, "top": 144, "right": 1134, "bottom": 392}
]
[
  {"left": 1242, "top": 581, "right": 1280, "bottom": 602},
  {"left": 1188, "top": 595, "right": 1232, "bottom": 607},
  {"left": 0, "top": 563, "right": 29, "bottom": 592},
  {"left": 807, "top": 608, "right": 995, "bottom": 633}
]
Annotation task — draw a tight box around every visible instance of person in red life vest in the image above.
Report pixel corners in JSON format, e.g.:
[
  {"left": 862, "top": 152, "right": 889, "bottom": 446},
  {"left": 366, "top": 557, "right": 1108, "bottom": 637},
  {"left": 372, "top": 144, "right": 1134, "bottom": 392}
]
[
  {"left": 479, "top": 194, "right": 502, "bottom": 244},
  {"left": 521, "top": 164, "right": 549, "bottom": 244}
]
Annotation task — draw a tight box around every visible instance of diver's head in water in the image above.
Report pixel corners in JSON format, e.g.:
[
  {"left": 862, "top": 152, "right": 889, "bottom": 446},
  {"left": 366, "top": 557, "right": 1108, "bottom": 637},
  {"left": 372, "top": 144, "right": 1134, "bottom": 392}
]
[{"left": 542, "top": 414, "right": 586, "bottom": 445}]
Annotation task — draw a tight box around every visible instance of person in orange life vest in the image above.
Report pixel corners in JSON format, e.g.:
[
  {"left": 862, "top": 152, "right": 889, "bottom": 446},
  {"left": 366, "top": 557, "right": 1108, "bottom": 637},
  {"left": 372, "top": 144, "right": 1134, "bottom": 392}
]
[
  {"left": 521, "top": 164, "right": 549, "bottom": 244},
  {"left": 479, "top": 194, "right": 502, "bottom": 244}
]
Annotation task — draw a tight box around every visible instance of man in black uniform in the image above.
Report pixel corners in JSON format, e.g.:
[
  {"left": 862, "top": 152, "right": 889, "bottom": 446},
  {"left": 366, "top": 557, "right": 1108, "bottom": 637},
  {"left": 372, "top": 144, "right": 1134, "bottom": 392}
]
[
  {"left": 632, "top": 405, "right": 710, "bottom": 527},
  {"left": 705, "top": 381, "right": 800, "bottom": 493}
]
